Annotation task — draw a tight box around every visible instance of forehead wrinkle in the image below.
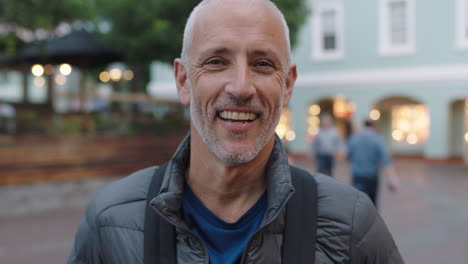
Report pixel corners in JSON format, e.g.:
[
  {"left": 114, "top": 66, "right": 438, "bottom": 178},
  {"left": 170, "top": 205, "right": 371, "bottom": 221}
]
[{"left": 197, "top": 47, "right": 232, "bottom": 60}]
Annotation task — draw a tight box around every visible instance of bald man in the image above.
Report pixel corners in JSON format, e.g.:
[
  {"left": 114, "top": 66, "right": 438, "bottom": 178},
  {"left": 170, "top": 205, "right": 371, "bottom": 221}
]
[{"left": 68, "top": 1, "right": 403, "bottom": 263}]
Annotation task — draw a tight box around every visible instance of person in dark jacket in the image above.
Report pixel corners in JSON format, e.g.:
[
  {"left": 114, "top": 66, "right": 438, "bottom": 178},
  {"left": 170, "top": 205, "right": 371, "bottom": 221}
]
[{"left": 68, "top": 0, "right": 404, "bottom": 263}]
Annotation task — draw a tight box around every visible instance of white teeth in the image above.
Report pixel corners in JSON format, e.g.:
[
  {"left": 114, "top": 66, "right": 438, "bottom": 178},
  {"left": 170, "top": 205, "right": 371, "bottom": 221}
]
[{"left": 219, "top": 111, "right": 257, "bottom": 121}]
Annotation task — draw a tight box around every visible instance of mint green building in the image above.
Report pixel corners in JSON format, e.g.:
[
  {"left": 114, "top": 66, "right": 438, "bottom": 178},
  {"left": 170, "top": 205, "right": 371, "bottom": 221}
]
[{"left": 287, "top": 0, "right": 468, "bottom": 162}]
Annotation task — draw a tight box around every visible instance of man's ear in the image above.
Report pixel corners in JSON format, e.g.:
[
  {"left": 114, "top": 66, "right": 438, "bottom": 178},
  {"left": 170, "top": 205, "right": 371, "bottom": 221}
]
[
  {"left": 282, "top": 64, "right": 297, "bottom": 107},
  {"left": 174, "top": 58, "right": 190, "bottom": 106}
]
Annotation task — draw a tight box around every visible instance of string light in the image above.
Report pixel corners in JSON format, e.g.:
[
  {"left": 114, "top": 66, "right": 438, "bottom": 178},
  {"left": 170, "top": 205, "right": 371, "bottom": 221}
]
[
  {"left": 31, "top": 64, "right": 44, "bottom": 77},
  {"left": 99, "top": 71, "right": 110, "bottom": 82},
  {"left": 59, "top": 63, "right": 72, "bottom": 76},
  {"left": 369, "top": 109, "right": 381, "bottom": 120}
]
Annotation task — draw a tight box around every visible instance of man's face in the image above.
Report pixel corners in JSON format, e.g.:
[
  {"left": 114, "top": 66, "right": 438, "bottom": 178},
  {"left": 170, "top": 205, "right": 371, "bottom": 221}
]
[{"left": 175, "top": 0, "right": 296, "bottom": 166}]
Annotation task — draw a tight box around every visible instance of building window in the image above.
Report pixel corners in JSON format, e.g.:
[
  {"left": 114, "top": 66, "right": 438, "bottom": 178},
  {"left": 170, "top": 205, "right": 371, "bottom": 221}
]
[
  {"left": 378, "top": 0, "right": 415, "bottom": 56},
  {"left": 456, "top": 0, "right": 468, "bottom": 49},
  {"left": 312, "top": 2, "right": 344, "bottom": 61}
]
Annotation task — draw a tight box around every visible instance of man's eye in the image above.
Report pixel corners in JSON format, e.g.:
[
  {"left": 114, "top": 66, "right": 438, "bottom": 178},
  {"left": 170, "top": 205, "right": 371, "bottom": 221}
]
[
  {"left": 256, "top": 60, "right": 273, "bottom": 67},
  {"left": 207, "top": 59, "right": 223, "bottom": 65}
]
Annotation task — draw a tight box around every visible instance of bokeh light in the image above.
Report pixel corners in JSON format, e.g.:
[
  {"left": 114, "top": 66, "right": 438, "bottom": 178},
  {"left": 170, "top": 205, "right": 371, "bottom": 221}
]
[
  {"left": 99, "top": 71, "right": 110, "bottom": 82},
  {"left": 59, "top": 63, "right": 72, "bottom": 76},
  {"left": 31, "top": 64, "right": 44, "bottom": 77}
]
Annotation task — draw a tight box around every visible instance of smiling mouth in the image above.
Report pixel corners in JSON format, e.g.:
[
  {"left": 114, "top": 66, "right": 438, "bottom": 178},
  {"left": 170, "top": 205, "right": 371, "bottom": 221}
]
[{"left": 218, "top": 111, "right": 257, "bottom": 122}]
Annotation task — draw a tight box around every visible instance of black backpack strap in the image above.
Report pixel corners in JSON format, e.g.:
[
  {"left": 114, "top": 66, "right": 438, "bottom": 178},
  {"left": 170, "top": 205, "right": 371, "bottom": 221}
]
[
  {"left": 282, "top": 166, "right": 318, "bottom": 264},
  {"left": 144, "top": 163, "right": 177, "bottom": 264}
]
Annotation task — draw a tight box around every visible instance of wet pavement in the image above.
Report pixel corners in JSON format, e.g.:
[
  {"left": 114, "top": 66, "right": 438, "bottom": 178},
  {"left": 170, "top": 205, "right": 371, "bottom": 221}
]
[
  {"left": 0, "top": 157, "right": 467, "bottom": 263},
  {"left": 294, "top": 157, "right": 468, "bottom": 264}
]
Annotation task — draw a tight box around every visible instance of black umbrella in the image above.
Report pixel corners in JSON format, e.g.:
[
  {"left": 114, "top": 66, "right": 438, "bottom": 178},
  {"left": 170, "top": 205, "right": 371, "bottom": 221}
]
[{"left": 6, "top": 29, "right": 121, "bottom": 67}]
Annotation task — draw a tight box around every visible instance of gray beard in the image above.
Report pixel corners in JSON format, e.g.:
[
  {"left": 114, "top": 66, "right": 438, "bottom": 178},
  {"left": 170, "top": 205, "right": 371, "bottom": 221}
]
[{"left": 190, "top": 93, "right": 281, "bottom": 167}]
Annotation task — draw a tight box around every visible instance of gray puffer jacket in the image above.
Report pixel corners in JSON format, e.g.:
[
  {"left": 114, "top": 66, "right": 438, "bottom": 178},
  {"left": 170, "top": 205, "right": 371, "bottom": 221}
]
[{"left": 68, "top": 136, "right": 403, "bottom": 263}]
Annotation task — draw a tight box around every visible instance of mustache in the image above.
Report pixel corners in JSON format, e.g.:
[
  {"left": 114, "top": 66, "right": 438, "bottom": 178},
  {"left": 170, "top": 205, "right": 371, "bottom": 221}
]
[{"left": 214, "top": 95, "right": 264, "bottom": 114}]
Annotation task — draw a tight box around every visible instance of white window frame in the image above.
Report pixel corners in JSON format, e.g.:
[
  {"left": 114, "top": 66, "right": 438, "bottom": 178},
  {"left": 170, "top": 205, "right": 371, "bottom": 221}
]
[
  {"left": 311, "top": 2, "right": 344, "bottom": 61},
  {"left": 456, "top": 0, "right": 468, "bottom": 50},
  {"left": 378, "top": 0, "right": 415, "bottom": 56}
]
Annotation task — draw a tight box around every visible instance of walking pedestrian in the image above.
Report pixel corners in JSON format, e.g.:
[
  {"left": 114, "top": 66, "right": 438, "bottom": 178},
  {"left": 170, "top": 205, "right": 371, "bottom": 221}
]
[
  {"left": 310, "top": 114, "right": 345, "bottom": 176},
  {"left": 348, "top": 119, "right": 400, "bottom": 206}
]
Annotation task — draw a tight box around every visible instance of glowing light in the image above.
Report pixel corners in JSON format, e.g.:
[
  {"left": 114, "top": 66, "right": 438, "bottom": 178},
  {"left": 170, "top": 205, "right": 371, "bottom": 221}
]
[
  {"left": 398, "top": 120, "right": 410, "bottom": 132},
  {"left": 465, "top": 132, "right": 468, "bottom": 142},
  {"left": 44, "top": 64, "right": 54, "bottom": 75},
  {"left": 308, "top": 104, "right": 321, "bottom": 116},
  {"left": 392, "top": 105, "right": 429, "bottom": 145},
  {"left": 333, "top": 96, "right": 348, "bottom": 118},
  {"left": 109, "top": 68, "right": 122, "bottom": 81},
  {"left": 276, "top": 108, "right": 293, "bottom": 141},
  {"left": 31, "top": 64, "right": 44, "bottom": 77},
  {"left": 406, "top": 133, "right": 418, "bottom": 145},
  {"left": 99, "top": 71, "right": 110, "bottom": 82},
  {"left": 123, "top": 70, "right": 134, "bottom": 81},
  {"left": 275, "top": 124, "right": 287, "bottom": 139},
  {"left": 392, "top": 130, "right": 403, "bottom": 141},
  {"left": 369, "top": 109, "right": 381, "bottom": 121},
  {"left": 307, "top": 116, "right": 320, "bottom": 125},
  {"left": 308, "top": 126, "right": 319, "bottom": 136},
  {"left": 285, "top": 130, "right": 296, "bottom": 141},
  {"left": 55, "top": 74, "right": 66, "bottom": 85},
  {"left": 59, "top": 63, "right": 72, "bottom": 76},
  {"left": 34, "top": 76, "right": 45, "bottom": 87}
]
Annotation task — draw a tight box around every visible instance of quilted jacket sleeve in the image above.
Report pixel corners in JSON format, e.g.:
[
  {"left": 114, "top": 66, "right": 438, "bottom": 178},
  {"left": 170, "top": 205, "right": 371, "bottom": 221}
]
[
  {"left": 349, "top": 192, "right": 404, "bottom": 264},
  {"left": 67, "top": 205, "right": 102, "bottom": 264}
]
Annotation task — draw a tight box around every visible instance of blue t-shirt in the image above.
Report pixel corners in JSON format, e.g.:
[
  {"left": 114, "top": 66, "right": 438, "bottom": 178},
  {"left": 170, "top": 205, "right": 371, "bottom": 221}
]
[
  {"left": 182, "top": 183, "right": 267, "bottom": 264},
  {"left": 347, "top": 128, "right": 392, "bottom": 177}
]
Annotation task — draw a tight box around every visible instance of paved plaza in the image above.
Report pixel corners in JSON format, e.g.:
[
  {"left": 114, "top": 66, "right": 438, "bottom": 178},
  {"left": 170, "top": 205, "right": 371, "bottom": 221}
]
[{"left": 0, "top": 157, "right": 467, "bottom": 263}]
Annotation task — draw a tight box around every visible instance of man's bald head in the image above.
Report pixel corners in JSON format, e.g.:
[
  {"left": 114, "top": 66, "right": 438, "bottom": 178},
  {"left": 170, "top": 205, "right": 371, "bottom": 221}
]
[{"left": 180, "top": 0, "right": 291, "bottom": 67}]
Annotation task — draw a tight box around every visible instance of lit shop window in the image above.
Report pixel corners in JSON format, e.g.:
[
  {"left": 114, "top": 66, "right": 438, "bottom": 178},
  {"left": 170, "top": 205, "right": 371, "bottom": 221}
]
[
  {"left": 391, "top": 105, "right": 429, "bottom": 144},
  {"left": 333, "top": 95, "right": 354, "bottom": 119},
  {"left": 276, "top": 108, "right": 296, "bottom": 142}
]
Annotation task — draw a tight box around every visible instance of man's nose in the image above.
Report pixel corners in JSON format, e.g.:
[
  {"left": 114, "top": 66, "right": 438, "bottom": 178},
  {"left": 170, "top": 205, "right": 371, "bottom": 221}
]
[{"left": 225, "top": 64, "right": 255, "bottom": 99}]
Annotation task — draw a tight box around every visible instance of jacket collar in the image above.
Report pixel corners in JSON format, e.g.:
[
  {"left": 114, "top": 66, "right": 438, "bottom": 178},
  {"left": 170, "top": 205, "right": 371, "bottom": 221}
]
[{"left": 151, "top": 133, "right": 295, "bottom": 227}]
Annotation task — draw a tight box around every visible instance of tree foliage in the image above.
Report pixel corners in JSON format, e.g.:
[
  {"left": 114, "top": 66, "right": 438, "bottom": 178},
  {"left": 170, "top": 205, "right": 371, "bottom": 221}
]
[
  {"left": 272, "top": 0, "right": 309, "bottom": 48},
  {"left": 96, "top": 0, "right": 309, "bottom": 65},
  {"left": 0, "top": 0, "right": 94, "bottom": 54}
]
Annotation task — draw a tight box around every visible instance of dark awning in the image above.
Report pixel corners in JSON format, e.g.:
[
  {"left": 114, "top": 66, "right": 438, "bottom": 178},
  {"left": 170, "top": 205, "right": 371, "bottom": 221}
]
[{"left": 0, "top": 30, "right": 122, "bottom": 68}]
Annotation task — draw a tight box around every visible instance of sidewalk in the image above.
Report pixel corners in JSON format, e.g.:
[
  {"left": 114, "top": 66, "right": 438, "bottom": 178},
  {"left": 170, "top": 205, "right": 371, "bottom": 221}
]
[
  {"left": 293, "top": 157, "right": 468, "bottom": 263},
  {"left": 0, "top": 157, "right": 467, "bottom": 263}
]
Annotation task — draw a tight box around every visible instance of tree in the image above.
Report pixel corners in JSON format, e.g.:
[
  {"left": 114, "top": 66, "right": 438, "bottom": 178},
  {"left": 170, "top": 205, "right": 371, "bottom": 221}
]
[
  {"left": 95, "top": 0, "right": 309, "bottom": 92},
  {"left": 0, "top": 0, "right": 94, "bottom": 54}
]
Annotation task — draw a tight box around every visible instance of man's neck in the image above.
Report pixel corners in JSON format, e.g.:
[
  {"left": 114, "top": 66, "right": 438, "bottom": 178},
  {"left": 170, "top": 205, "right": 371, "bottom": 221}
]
[{"left": 186, "top": 134, "right": 274, "bottom": 223}]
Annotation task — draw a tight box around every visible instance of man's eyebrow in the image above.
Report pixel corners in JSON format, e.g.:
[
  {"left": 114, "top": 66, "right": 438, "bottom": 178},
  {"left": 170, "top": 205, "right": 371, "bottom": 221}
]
[
  {"left": 251, "top": 49, "right": 281, "bottom": 62},
  {"left": 199, "top": 47, "right": 232, "bottom": 58},
  {"left": 251, "top": 49, "right": 270, "bottom": 56}
]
